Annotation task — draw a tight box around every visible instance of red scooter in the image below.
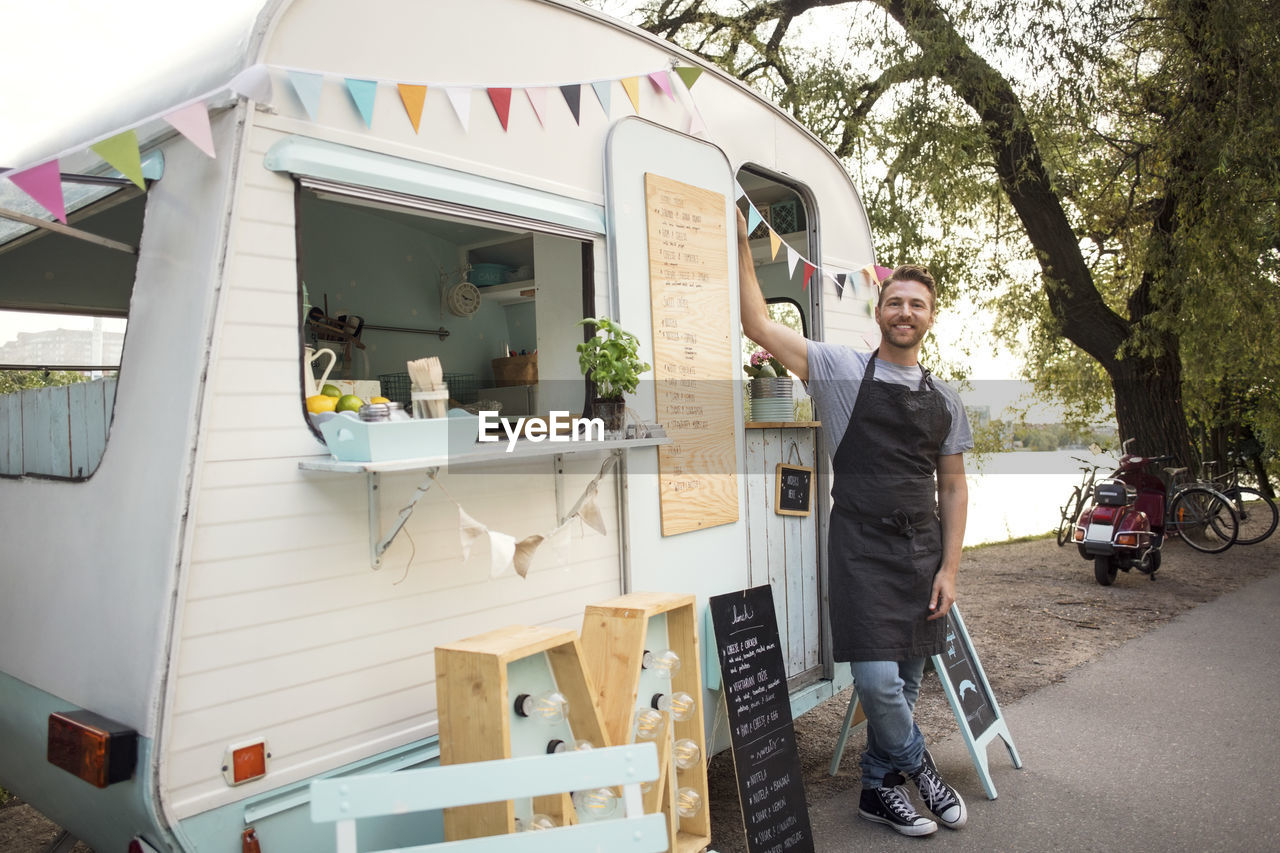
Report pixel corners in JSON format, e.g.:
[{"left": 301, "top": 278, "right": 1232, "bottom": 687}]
[{"left": 1073, "top": 441, "right": 1172, "bottom": 585}]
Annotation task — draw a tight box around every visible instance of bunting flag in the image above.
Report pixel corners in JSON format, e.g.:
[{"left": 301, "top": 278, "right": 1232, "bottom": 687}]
[
  {"left": 802, "top": 262, "right": 815, "bottom": 290},
  {"left": 560, "top": 83, "right": 582, "bottom": 124},
  {"left": 445, "top": 87, "right": 472, "bottom": 130},
  {"left": 163, "top": 101, "right": 216, "bottom": 158},
  {"left": 786, "top": 245, "right": 801, "bottom": 279},
  {"left": 345, "top": 78, "right": 378, "bottom": 128},
  {"left": 397, "top": 83, "right": 427, "bottom": 132},
  {"left": 768, "top": 230, "right": 783, "bottom": 260},
  {"left": 91, "top": 130, "right": 145, "bottom": 189},
  {"left": 8, "top": 160, "right": 66, "bottom": 223},
  {"left": 621, "top": 76, "right": 640, "bottom": 113},
  {"left": 834, "top": 272, "right": 848, "bottom": 299},
  {"left": 577, "top": 482, "right": 608, "bottom": 536},
  {"left": 513, "top": 533, "right": 545, "bottom": 578},
  {"left": 649, "top": 70, "right": 675, "bottom": 100},
  {"left": 746, "top": 204, "right": 763, "bottom": 235},
  {"left": 733, "top": 181, "right": 747, "bottom": 200},
  {"left": 674, "top": 66, "right": 704, "bottom": 90},
  {"left": 229, "top": 64, "right": 273, "bottom": 102},
  {"left": 590, "top": 80, "right": 611, "bottom": 116},
  {"left": 487, "top": 530, "right": 517, "bottom": 579},
  {"left": 487, "top": 87, "right": 513, "bottom": 131},
  {"left": 526, "top": 86, "right": 550, "bottom": 127},
  {"left": 287, "top": 70, "right": 324, "bottom": 121}
]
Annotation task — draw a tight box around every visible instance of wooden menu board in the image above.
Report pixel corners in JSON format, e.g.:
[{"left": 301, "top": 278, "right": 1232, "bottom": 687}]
[{"left": 644, "top": 172, "right": 738, "bottom": 536}]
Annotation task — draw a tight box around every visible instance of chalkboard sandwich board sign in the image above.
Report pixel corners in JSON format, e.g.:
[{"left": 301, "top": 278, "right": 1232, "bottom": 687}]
[
  {"left": 774, "top": 462, "right": 813, "bottom": 516},
  {"left": 710, "top": 586, "right": 815, "bottom": 853}
]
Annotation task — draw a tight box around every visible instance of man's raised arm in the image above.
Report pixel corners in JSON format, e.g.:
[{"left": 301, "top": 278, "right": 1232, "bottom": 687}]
[{"left": 736, "top": 209, "right": 809, "bottom": 382}]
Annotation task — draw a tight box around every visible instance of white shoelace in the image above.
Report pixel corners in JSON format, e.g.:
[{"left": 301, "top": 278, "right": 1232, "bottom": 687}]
[
  {"left": 883, "top": 785, "right": 919, "bottom": 819},
  {"left": 916, "top": 767, "right": 953, "bottom": 808}
]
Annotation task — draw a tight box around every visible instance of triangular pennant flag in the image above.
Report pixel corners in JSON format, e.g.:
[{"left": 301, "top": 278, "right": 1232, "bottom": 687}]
[
  {"left": 90, "top": 130, "right": 145, "bottom": 189},
  {"left": 445, "top": 87, "right": 472, "bottom": 130},
  {"left": 229, "top": 64, "right": 272, "bottom": 102},
  {"left": 674, "top": 66, "right": 704, "bottom": 90},
  {"left": 687, "top": 106, "right": 707, "bottom": 136},
  {"left": 513, "top": 534, "right": 545, "bottom": 578},
  {"left": 746, "top": 204, "right": 763, "bottom": 235},
  {"left": 768, "top": 230, "right": 783, "bottom": 260},
  {"left": 860, "top": 264, "right": 879, "bottom": 291},
  {"left": 8, "top": 160, "right": 66, "bottom": 223},
  {"left": 345, "top": 78, "right": 377, "bottom": 127},
  {"left": 648, "top": 70, "right": 675, "bottom": 100},
  {"left": 786, "top": 246, "right": 801, "bottom": 279},
  {"left": 287, "top": 70, "right": 324, "bottom": 121},
  {"left": 621, "top": 77, "right": 640, "bottom": 113},
  {"left": 802, "top": 262, "right": 815, "bottom": 290},
  {"left": 734, "top": 180, "right": 747, "bottom": 200},
  {"left": 526, "top": 87, "right": 550, "bottom": 127},
  {"left": 487, "top": 87, "right": 513, "bottom": 131},
  {"left": 163, "top": 101, "right": 216, "bottom": 158},
  {"left": 545, "top": 520, "right": 573, "bottom": 564},
  {"left": 458, "top": 507, "right": 488, "bottom": 561},
  {"left": 397, "top": 84, "right": 427, "bottom": 133},
  {"left": 578, "top": 483, "right": 608, "bottom": 537},
  {"left": 835, "top": 272, "right": 848, "bottom": 299},
  {"left": 590, "top": 80, "right": 612, "bottom": 116},
  {"left": 488, "top": 530, "right": 516, "bottom": 578},
  {"left": 875, "top": 264, "right": 893, "bottom": 282},
  {"left": 559, "top": 84, "right": 582, "bottom": 124}
]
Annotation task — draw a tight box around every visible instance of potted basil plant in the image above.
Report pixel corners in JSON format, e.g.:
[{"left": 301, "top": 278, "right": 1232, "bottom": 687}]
[{"left": 576, "top": 316, "right": 651, "bottom": 435}]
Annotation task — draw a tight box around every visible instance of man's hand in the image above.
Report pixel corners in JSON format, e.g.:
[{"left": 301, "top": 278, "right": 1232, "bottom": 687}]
[{"left": 927, "top": 567, "right": 957, "bottom": 621}]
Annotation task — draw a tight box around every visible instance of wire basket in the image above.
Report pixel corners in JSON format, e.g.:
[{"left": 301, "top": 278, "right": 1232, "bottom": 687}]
[
  {"left": 443, "top": 372, "right": 479, "bottom": 404},
  {"left": 377, "top": 372, "right": 412, "bottom": 407}
]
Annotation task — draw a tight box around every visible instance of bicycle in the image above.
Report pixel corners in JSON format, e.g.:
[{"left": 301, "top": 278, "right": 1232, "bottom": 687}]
[
  {"left": 1203, "top": 457, "right": 1278, "bottom": 545},
  {"left": 1057, "top": 457, "right": 1105, "bottom": 546},
  {"left": 1159, "top": 465, "right": 1239, "bottom": 554}
]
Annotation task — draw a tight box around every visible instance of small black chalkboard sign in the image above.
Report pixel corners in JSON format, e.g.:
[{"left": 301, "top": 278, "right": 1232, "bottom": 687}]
[
  {"left": 710, "top": 586, "right": 815, "bottom": 853},
  {"left": 774, "top": 463, "right": 812, "bottom": 517},
  {"left": 938, "top": 612, "right": 998, "bottom": 739}
]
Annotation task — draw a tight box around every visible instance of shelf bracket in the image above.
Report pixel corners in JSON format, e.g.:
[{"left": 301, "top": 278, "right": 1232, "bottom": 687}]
[{"left": 367, "top": 467, "right": 440, "bottom": 569}]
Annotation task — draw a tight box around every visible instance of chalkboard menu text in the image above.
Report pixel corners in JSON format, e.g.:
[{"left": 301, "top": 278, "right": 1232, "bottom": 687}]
[{"left": 710, "top": 586, "right": 814, "bottom": 853}]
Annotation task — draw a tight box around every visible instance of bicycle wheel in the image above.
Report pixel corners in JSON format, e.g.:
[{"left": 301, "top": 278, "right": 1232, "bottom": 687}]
[
  {"left": 1223, "top": 486, "right": 1278, "bottom": 545},
  {"left": 1057, "top": 487, "right": 1083, "bottom": 547},
  {"left": 1168, "top": 487, "right": 1238, "bottom": 554}
]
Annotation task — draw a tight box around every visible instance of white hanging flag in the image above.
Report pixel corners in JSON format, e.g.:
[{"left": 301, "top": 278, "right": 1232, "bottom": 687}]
[
  {"left": 163, "top": 102, "right": 216, "bottom": 158},
  {"left": 488, "top": 530, "right": 516, "bottom": 578},
  {"left": 458, "top": 507, "right": 488, "bottom": 561},
  {"left": 513, "top": 534, "right": 545, "bottom": 578},
  {"left": 445, "top": 87, "right": 472, "bottom": 131},
  {"left": 786, "top": 246, "right": 801, "bottom": 280},
  {"left": 577, "top": 483, "right": 608, "bottom": 537}
]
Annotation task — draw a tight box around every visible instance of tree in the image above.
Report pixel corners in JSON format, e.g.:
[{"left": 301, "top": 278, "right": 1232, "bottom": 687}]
[
  {"left": 602, "top": 0, "right": 1280, "bottom": 474},
  {"left": 0, "top": 369, "right": 90, "bottom": 395}
]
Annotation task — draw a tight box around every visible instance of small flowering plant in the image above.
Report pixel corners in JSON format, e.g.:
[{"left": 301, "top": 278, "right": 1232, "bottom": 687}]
[{"left": 744, "top": 349, "right": 789, "bottom": 378}]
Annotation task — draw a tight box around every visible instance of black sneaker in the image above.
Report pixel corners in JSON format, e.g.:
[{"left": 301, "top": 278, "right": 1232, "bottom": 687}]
[
  {"left": 909, "top": 748, "right": 967, "bottom": 829},
  {"left": 858, "top": 784, "right": 938, "bottom": 837}
]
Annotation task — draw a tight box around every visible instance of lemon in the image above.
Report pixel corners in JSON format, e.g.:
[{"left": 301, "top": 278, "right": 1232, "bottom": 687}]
[
  {"left": 306, "top": 394, "right": 338, "bottom": 414},
  {"left": 369, "top": 396, "right": 391, "bottom": 404},
  {"left": 336, "top": 394, "right": 364, "bottom": 412},
  {"left": 320, "top": 383, "right": 343, "bottom": 398}
]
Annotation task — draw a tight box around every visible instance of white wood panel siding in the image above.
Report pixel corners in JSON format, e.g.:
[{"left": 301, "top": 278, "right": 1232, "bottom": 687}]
[
  {"left": 743, "top": 427, "right": 820, "bottom": 678},
  {"left": 164, "top": 123, "right": 623, "bottom": 817}
]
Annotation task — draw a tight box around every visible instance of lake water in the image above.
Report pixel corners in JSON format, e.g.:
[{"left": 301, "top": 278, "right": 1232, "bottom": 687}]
[{"left": 962, "top": 448, "right": 1118, "bottom": 546}]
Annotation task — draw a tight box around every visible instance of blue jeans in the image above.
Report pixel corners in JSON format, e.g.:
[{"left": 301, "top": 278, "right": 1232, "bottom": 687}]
[{"left": 850, "top": 658, "right": 927, "bottom": 788}]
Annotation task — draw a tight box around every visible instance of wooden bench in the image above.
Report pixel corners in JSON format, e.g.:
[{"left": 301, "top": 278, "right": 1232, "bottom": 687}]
[{"left": 310, "top": 742, "right": 668, "bottom": 853}]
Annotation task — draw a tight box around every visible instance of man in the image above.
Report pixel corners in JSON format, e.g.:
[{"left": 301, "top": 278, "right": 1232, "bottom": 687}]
[{"left": 736, "top": 211, "right": 972, "bottom": 837}]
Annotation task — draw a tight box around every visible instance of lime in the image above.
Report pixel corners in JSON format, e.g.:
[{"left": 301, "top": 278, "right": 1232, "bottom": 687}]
[
  {"left": 336, "top": 394, "right": 364, "bottom": 412},
  {"left": 306, "top": 394, "right": 338, "bottom": 414},
  {"left": 320, "top": 384, "right": 343, "bottom": 397}
]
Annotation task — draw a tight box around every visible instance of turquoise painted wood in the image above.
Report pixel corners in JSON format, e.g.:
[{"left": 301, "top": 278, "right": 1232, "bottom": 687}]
[
  {"left": 310, "top": 743, "right": 667, "bottom": 853},
  {"left": 0, "top": 378, "right": 116, "bottom": 478}
]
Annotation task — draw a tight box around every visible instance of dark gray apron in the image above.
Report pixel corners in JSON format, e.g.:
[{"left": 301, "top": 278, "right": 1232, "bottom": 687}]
[{"left": 828, "top": 350, "right": 952, "bottom": 661}]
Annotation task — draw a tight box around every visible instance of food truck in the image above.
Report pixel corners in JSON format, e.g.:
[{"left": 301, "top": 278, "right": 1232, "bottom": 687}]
[{"left": 0, "top": 0, "right": 882, "bottom": 849}]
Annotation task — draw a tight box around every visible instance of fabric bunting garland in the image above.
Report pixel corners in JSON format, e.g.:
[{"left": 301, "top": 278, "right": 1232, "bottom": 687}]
[
  {"left": 443, "top": 454, "right": 619, "bottom": 579},
  {"left": 734, "top": 180, "right": 884, "bottom": 302}
]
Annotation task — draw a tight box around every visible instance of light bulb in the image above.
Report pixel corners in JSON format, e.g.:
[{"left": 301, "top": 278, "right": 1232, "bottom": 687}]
[
  {"left": 633, "top": 707, "right": 664, "bottom": 740},
  {"left": 673, "top": 738, "right": 702, "bottom": 770},
  {"left": 549, "top": 738, "right": 596, "bottom": 753},
  {"left": 642, "top": 648, "right": 682, "bottom": 678},
  {"left": 515, "top": 814, "right": 556, "bottom": 832},
  {"left": 573, "top": 787, "right": 618, "bottom": 820},
  {"left": 515, "top": 690, "right": 569, "bottom": 723},
  {"left": 652, "top": 691, "right": 697, "bottom": 722},
  {"left": 676, "top": 786, "right": 703, "bottom": 818}
]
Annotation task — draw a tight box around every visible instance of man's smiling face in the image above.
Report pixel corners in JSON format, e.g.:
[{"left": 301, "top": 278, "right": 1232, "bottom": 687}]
[{"left": 875, "top": 279, "right": 935, "bottom": 353}]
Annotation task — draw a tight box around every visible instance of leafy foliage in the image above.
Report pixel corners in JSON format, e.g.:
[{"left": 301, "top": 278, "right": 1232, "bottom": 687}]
[
  {"left": 576, "top": 316, "right": 652, "bottom": 400},
  {"left": 0, "top": 369, "right": 92, "bottom": 395}
]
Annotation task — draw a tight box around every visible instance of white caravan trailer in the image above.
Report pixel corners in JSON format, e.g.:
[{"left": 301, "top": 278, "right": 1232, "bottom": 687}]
[{"left": 0, "top": 1, "right": 880, "bottom": 849}]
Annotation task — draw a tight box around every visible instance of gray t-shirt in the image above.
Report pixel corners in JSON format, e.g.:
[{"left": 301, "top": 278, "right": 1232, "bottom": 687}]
[{"left": 805, "top": 341, "right": 973, "bottom": 462}]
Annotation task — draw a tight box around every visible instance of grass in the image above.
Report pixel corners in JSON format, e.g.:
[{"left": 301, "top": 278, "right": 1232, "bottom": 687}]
[{"left": 963, "top": 529, "right": 1057, "bottom": 551}]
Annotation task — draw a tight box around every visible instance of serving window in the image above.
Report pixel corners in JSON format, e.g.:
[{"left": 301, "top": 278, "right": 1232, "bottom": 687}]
[{"left": 295, "top": 186, "right": 594, "bottom": 428}]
